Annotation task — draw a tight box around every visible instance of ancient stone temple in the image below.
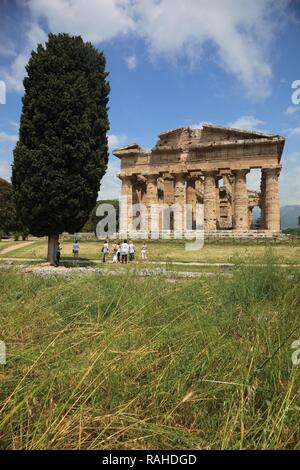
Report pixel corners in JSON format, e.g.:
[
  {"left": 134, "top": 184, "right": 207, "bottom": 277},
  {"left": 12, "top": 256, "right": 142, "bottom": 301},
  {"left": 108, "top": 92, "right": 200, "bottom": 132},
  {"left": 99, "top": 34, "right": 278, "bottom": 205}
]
[{"left": 113, "top": 124, "right": 285, "bottom": 238}]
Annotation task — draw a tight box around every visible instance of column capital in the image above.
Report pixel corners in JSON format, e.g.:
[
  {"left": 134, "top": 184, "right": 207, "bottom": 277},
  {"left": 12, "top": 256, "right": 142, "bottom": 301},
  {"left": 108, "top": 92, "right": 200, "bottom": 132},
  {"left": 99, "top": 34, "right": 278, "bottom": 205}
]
[
  {"left": 161, "top": 172, "right": 174, "bottom": 180},
  {"left": 171, "top": 171, "right": 188, "bottom": 178},
  {"left": 137, "top": 174, "right": 147, "bottom": 183},
  {"left": 118, "top": 173, "right": 133, "bottom": 181},
  {"left": 145, "top": 173, "right": 159, "bottom": 180},
  {"left": 262, "top": 167, "right": 281, "bottom": 177},
  {"left": 218, "top": 168, "right": 233, "bottom": 177},
  {"left": 202, "top": 170, "right": 218, "bottom": 177},
  {"left": 187, "top": 171, "right": 203, "bottom": 179},
  {"left": 232, "top": 169, "right": 249, "bottom": 176}
]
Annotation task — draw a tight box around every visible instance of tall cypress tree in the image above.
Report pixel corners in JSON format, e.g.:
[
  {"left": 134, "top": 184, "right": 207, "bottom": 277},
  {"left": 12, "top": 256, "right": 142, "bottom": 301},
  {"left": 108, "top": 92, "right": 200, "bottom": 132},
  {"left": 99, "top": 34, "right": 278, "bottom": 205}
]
[{"left": 12, "top": 33, "right": 110, "bottom": 264}]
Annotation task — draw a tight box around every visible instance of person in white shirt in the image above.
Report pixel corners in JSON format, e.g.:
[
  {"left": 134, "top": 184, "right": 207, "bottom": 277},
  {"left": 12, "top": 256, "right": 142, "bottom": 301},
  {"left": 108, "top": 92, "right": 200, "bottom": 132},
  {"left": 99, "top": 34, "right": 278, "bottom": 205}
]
[
  {"left": 141, "top": 243, "right": 147, "bottom": 261},
  {"left": 112, "top": 241, "right": 118, "bottom": 263},
  {"left": 102, "top": 240, "right": 109, "bottom": 263},
  {"left": 128, "top": 240, "right": 135, "bottom": 261},
  {"left": 73, "top": 240, "right": 79, "bottom": 258},
  {"left": 120, "top": 239, "right": 129, "bottom": 264}
]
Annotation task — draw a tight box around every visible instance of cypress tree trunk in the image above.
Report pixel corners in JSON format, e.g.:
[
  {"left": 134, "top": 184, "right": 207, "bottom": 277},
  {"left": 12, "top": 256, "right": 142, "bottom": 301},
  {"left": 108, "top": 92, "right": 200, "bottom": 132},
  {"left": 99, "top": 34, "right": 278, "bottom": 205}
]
[{"left": 47, "top": 234, "right": 59, "bottom": 266}]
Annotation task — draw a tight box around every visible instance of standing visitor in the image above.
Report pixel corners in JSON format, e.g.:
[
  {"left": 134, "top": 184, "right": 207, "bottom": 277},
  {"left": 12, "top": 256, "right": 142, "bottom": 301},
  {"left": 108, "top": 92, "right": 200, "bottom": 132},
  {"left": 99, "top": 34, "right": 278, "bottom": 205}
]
[
  {"left": 120, "top": 239, "right": 129, "bottom": 264},
  {"left": 129, "top": 240, "right": 135, "bottom": 261},
  {"left": 117, "top": 242, "right": 121, "bottom": 262},
  {"left": 56, "top": 242, "right": 61, "bottom": 266},
  {"left": 102, "top": 240, "right": 109, "bottom": 263},
  {"left": 73, "top": 240, "right": 79, "bottom": 258},
  {"left": 112, "top": 241, "right": 118, "bottom": 263},
  {"left": 141, "top": 243, "right": 147, "bottom": 261}
]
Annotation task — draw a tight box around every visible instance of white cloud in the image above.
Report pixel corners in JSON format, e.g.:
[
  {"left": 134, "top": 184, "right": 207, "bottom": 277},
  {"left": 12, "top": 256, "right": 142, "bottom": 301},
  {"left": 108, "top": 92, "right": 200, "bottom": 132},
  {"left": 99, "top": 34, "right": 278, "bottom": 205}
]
[
  {"left": 0, "top": 132, "right": 18, "bottom": 143},
  {"left": 228, "top": 115, "right": 265, "bottom": 130},
  {"left": 99, "top": 156, "right": 121, "bottom": 200},
  {"left": 133, "top": 0, "right": 288, "bottom": 98},
  {"left": 286, "top": 127, "right": 300, "bottom": 137},
  {"left": 13, "top": 0, "right": 288, "bottom": 98},
  {"left": 28, "top": 0, "right": 135, "bottom": 43},
  {"left": 99, "top": 133, "right": 128, "bottom": 199},
  {"left": 0, "top": 160, "right": 11, "bottom": 181},
  {"left": 1, "top": 23, "right": 47, "bottom": 92},
  {"left": 124, "top": 54, "right": 137, "bottom": 69},
  {"left": 108, "top": 133, "right": 127, "bottom": 150},
  {"left": 285, "top": 106, "right": 300, "bottom": 115},
  {"left": 0, "top": 42, "right": 16, "bottom": 58}
]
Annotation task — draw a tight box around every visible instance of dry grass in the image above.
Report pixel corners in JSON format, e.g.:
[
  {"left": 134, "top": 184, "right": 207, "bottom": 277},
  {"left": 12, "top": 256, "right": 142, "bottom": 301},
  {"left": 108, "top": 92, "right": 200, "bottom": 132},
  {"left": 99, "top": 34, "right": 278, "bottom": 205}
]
[{"left": 1, "top": 252, "right": 300, "bottom": 449}]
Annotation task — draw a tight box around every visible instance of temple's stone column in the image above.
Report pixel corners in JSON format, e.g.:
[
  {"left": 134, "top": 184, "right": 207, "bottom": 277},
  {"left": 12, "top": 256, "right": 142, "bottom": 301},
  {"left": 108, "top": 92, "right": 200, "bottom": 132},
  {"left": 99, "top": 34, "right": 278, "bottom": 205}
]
[
  {"left": 203, "top": 172, "right": 217, "bottom": 231},
  {"left": 248, "top": 207, "right": 253, "bottom": 229},
  {"left": 162, "top": 177, "right": 174, "bottom": 232},
  {"left": 186, "top": 177, "right": 197, "bottom": 230},
  {"left": 223, "top": 174, "right": 234, "bottom": 228},
  {"left": 146, "top": 174, "right": 159, "bottom": 236},
  {"left": 173, "top": 173, "right": 186, "bottom": 235},
  {"left": 195, "top": 177, "right": 204, "bottom": 197},
  {"left": 158, "top": 177, "right": 164, "bottom": 236},
  {"left": 233, "top": 169, "right": 249, "bottom": 230},
  {"left": 119, "top": 175, "right": 133, "bottom": 235},
  {"left": 263, "top": 168, "right": 280, "bottom": 231},
  {"left": 131, "top": 177, "right": 138, "bottom": 234},
  {"left": 260, "top": 171, "right": 266, "bottom": 229},
  {"left": 131, "top": 177, "right": 146, "bottom": 233},
  {"left": 223, "top": 174, "right": 233, "bottom": 195},
  {"left": 215, "top": 177, "right": 221, "bottom": 229}
]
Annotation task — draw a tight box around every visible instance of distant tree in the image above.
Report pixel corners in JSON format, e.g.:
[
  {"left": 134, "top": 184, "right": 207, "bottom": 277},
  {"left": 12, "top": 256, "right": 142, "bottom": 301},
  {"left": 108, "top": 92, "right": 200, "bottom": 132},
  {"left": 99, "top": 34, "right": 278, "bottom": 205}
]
[
  {"left": 253, "top": 216, "right": 262, "bottom": 230},
  {"left": 298, "top": 215, "right": 300, "bottom": 226},
  {"left": 0, "top": 178, "right": 17, "bottom": 235},
  {"left": 0, "top": 178, "right": 29, "bottom": 239},
  {"left": 12, "top": 33, "right": 110, "bottom": 264}
]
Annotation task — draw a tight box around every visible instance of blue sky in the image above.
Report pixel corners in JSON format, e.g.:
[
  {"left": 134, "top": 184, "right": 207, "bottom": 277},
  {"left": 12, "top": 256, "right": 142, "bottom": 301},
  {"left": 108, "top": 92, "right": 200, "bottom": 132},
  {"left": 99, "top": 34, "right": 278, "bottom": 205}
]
[{"left": 0, "top": 0, "right": 300, "bottom": 205}]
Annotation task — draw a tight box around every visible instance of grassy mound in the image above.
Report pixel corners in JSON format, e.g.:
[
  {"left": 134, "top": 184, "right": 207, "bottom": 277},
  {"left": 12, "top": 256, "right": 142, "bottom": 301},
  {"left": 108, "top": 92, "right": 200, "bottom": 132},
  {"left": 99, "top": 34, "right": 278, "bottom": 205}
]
[{"left": 0, "top": 253, "right": 300, "bottom": 449}]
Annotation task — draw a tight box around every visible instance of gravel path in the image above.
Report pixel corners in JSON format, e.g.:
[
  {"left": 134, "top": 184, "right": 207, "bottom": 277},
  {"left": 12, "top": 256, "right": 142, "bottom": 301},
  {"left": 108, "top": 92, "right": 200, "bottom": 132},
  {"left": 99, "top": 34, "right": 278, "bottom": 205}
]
[
  {"left": 0, "top": 257, "right": 299, "bottom": 268},
  {"left": 0, "top": 262, "right": 230, "bottom": 279}
]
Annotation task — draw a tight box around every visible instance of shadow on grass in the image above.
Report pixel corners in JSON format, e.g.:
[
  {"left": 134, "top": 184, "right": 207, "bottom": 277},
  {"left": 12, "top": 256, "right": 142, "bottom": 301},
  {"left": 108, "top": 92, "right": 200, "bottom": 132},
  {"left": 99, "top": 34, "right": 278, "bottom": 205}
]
[{"left": 59, "top": 258, "right": 98, "bottom": 268}]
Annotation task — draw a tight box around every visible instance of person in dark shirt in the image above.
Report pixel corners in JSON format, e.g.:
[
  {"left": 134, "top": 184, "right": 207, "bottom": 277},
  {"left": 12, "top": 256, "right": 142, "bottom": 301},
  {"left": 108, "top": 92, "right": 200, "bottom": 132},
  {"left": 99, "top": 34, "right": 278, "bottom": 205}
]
[{"left": 56, "top": 242, "right": 61, "bottom": 266}]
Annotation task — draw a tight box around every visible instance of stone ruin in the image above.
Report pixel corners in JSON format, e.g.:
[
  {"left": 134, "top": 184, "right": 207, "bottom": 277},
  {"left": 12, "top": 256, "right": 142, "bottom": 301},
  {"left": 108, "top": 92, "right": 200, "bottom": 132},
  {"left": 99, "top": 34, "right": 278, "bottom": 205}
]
[{"left": 113, "top": 123, "right": 285, "bottom": 238}]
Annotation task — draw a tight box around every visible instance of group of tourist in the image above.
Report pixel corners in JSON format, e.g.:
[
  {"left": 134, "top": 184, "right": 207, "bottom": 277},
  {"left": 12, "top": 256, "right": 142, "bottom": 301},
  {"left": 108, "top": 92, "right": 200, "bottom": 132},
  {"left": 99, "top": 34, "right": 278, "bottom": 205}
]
[
  {"left": 55, "top": 239, "right": 148, "bottom": 265},
  {"left": 101, "top": 240, "right": 148, "bottom": 264}
]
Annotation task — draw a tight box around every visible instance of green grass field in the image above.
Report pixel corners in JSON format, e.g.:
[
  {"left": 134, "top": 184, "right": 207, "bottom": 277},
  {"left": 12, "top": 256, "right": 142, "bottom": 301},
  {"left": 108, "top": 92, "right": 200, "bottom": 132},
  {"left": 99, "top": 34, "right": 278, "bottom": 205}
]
[
  {"left": 1, "top": 238, "right": 300, "bottom": 264},
  {"left": 1, "top": 252, "right": 300, "bottom": 449}
]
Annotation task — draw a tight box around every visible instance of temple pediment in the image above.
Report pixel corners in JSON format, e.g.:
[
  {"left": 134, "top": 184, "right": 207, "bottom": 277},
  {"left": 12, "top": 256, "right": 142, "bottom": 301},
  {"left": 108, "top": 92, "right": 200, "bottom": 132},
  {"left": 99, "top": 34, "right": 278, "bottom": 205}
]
[
  {"left": 113, "top": 143, "right": 143, "bottom": 157},
  {"left": 200, "top": 123, "right": 282, "bottom": 141},
  {"left": 152, "top": 123, "right": 284, "bottom": 151}
]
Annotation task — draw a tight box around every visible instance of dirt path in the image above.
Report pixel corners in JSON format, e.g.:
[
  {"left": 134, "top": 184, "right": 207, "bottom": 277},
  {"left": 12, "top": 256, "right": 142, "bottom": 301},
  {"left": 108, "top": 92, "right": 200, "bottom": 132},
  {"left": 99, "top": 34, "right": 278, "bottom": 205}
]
[
  {"left": 0, "top": 241, "right": 35, "bottom": 254},
  {"left": 1, "top": 263, "right": 228, "bottom": 279},
  {"left": 0, "top": 257, "right": 300, "bottom": 268}
]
